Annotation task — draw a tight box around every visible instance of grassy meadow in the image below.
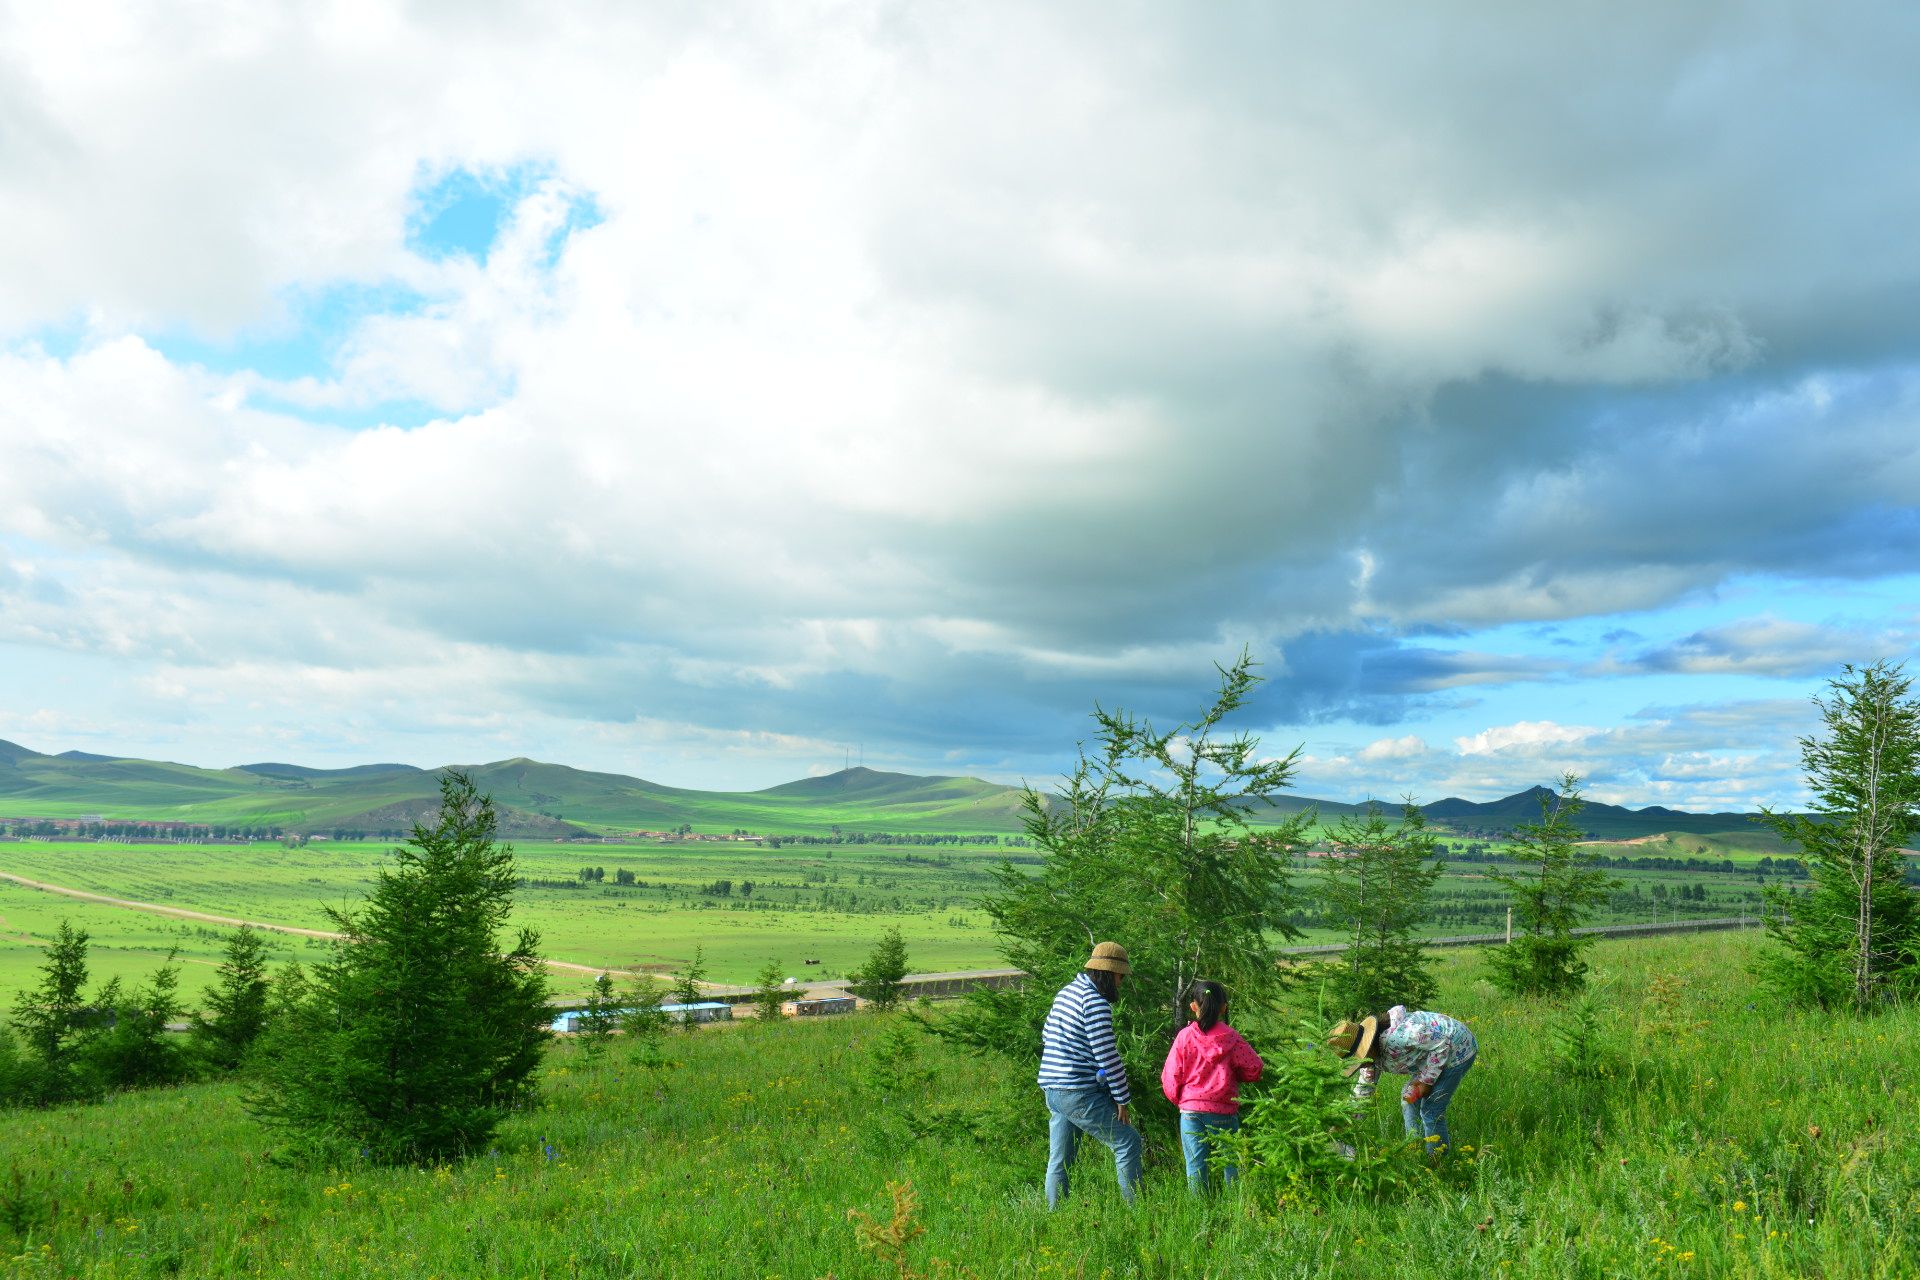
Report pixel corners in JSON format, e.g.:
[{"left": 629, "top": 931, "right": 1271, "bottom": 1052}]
[
  {"left": 2, "top": 929, "right": 1915, "bottom": 1278},
  {"left": 0, "top": 829, "right": 1793, "bottom": 1005}
]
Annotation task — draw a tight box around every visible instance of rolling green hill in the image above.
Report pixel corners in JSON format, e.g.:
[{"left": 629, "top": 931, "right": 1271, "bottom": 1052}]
[
  {"left": 0, "top": 738, "right": 1782, "bottom": 839},
  {"left": 1423, "top": 783, "right": 1770, "bottom": 838}
]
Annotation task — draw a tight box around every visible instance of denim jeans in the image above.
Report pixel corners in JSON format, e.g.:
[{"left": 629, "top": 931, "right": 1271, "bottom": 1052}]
[
  {"left": 1402, "top": 1053, "right": 1474, "bottom": 1154},
  {"left": 1178, "top": 1110, "right": 1240, "bottom": 1195},
  {"left": 1043, "top": 1087, "right": 1142, "bottom": 1208}
]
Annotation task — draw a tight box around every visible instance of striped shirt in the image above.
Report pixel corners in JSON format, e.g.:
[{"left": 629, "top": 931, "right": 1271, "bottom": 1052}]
[{"left": 1036, "top": 972, "right": 1130, "bottom": 1105}]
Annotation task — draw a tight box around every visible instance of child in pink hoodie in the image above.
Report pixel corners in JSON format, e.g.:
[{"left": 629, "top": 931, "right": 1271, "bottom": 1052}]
[{"left": 1160, "top": 980, "right": 1264, "bottom": 1194}]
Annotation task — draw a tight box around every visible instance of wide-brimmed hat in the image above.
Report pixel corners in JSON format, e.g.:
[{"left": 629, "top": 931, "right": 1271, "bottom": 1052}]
[
  {"left": 1085, "top": 942, "right": 1131, "bottom": 974},
  {"left": 1326, "top": 1015, "right": 1379, "bottom": 1077}
]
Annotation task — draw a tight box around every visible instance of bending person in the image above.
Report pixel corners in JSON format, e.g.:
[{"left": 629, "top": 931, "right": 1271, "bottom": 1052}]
[
  {"left": 1329, "top": 1005, "right": 1478, "bottom": 1156},
  {"left": 1037, "top": 942, "right": 1142, "bottom": 1207}
]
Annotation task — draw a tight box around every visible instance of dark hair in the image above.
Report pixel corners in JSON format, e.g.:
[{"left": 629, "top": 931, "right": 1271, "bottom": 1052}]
[
  {"left": 1369, "top": 1010, "right": 1397, "bottom": 1058},
  {"left": 1189, "top": 980, "right": 1228, "bottom": 1031},
  {"left": 1087, "top": 968, "right": 1120, "bottom": 1003}
]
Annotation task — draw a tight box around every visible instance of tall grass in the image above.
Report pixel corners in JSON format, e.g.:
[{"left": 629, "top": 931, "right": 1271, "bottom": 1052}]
[{"left": 2, "top": 931, "right": 1916, "bottom": 1278}]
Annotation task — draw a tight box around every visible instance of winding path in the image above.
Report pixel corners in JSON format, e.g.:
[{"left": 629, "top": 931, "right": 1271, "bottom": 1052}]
[{"left": 0, "top": 869, "right": 610, "bottom": 978}]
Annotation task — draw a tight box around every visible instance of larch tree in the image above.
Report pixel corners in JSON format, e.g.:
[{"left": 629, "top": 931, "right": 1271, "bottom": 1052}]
[
  {"left": 937, "top": 652, "right": 1311, "bottom": 1092},
  {"left": 1485, "top": 775, "right": 1620, "bottom": 998},
  {"left": 1759, "top": 661, "right": 1920, "bottom": 1010},
  {"left": 1317, "top": 801, "right": 1443, "bottom": 1015},
  {"left": 247, "top": 771, "right": 551, "bottom": 1164}
]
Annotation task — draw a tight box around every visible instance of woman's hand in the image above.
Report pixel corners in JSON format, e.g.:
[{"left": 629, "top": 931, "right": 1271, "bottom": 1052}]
[
  {"left": 1403, "top": 1081, "right": 1431, "bottom": 1104},
  {"left": 1117, "top": 1104, "right": 1132, "bottom": 1127}
]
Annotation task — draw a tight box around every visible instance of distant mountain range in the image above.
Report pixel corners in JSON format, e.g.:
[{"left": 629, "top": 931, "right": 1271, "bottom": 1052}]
[{"left": 0, "top": 738, "right": 1773, "bottom": 840}]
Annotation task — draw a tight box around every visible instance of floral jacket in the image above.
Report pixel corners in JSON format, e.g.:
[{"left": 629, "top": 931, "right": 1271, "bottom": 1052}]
[{"left": 1354, "top": 1009, "right": 1476, "bottom": 1096}]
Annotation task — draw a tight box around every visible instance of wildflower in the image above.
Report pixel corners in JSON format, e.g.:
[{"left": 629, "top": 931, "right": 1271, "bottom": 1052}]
[{"left": 1733, "top": 1200, "right": 1746, "bottom": 1212}]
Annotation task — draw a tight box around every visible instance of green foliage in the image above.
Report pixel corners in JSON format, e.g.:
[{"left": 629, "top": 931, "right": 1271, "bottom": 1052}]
[
  {"left": 6, "top": 918, "right": 95, "bottom": 1102},
  {"left": 1544, "top": 985, "right": 1623, "bottom": 1087},
  {"left": 1758, "top": 661, "right": 1920, "bottom": 1010},
  {"left": 576, "top": 974, "right": 623, "bottom": 1059},
  {"left": 193, "top": 926, "right": 272, "bottom": 1073},
  {"left": 1316, "top": 801, "right": 1443, "bottom": 1015},
  {"left": 861, "top": 1020, "right": 935, "bottom": 1103},
  {"left": 246, "top": 771, "right": 551, "bottom": 1164},
  {"left": 1211, "top": 1021, "right": 1422, "bottom": 1203},
  {"left": 848, "top": 926, "right": 910, "bottom": 1012},
  {"left": 0, "top": 1025, "right": 29, "bottom": 1107},
  {"left": 86, "top": 952, "right": 190, "bottom": 1091},
  {"left": 1485, "top": 776, "right": 1620, "bottom": 997},
  {"left": 942, "top": 653, "right": 1309, "bottom": 1105},
  {"left": 750, "top": 960, "right": 789, "bottom": 1024},
  {"left": 5, "top": 933, "right": 1920, "bottom": 1276},
  {"left": 670, "top": 945, "right": 709, "bottom": 1012},
  {"left": 618, "top": 985, "right": 672, "bottom": 1071}
]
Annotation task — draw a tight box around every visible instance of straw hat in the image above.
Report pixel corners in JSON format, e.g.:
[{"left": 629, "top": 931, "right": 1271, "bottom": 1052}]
[
  {"left": 1326, "top": 1015, "right": 1380, "bottom": 1077},
  {"left": 1084, "top": 942, "right": 1132, "bottom": 974}
]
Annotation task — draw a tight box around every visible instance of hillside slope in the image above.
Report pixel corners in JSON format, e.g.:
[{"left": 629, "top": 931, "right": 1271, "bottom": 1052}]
[{"left": 0, "top": 738, "right": 1779, "bottom": 838}]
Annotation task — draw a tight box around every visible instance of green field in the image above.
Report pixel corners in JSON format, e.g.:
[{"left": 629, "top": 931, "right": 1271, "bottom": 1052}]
[
  {"left": 1, "top": 739, "right": 1793, "bottom": 843},
  {"left": 1, "top": 930, "right": 1912, "bottom": 1278},
  {"left": 0, "top": 740, "right": 1041, "bottom": 836},
  {"left": 0, "top": 828, "right": 1801, "bottom": 1008}
]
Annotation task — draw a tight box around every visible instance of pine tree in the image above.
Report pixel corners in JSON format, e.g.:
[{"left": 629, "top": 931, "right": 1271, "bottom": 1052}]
[
  {"left": 1758, "top": 662, "right": 1920, "bottom": 1009},
  {"left": 1485, "top": 776, "right": 1620, "bottom": 997},
  {"left": 194, "top": 925, "right": 273, "bottom": 1071},
  {"left": 576, "top": 973, "right": 623, "bottom": 1058},
  {"left": 750, "top": 960, "right": 789, "bottom": 1023},
  {"left": 670, "top": 946, "right": 709, "bottom": 1024},
  {"left": 937, "top": 653, "right": 1310, "bottom": 1084},
  {"left": 247, "top": 771, "right": 551, "bottom": 1164},
  {"left": 1318, "top": 802, "right": 1443, "bottom": 1014},
  {"left": 848, "top": 928, "right": 910, "bottom": 1012},
  {"left": 7, "top": 919, "right": 94, "bottom": 1101},
  {"left": 619, "top": 985, "right": 671, "bottom": 1069},
  {"left": 88, "top": 952, "right": 190, "bottom": 1090}
]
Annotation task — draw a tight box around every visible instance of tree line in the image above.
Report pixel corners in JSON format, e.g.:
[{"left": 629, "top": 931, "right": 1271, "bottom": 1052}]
[{"left": 934, "top": 654, "right": 1920, "bottom": 1134}]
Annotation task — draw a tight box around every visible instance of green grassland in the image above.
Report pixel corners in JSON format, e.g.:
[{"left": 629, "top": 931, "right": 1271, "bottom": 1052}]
[
  {"left": 0, "top": 829, "right": 1795, "bottom": 1008},
  {"left": 2, "top": 930, "right": 1914, "bottom": 1278},
  {"left": 0, "top": 740, "right": 1039, "bottom": 835},
  {"left": 0, "top": 836, "right": 1015, "bottom": 1001},
  {"left": 3, "top": 738, "right": 1790, "bottom": 843}
]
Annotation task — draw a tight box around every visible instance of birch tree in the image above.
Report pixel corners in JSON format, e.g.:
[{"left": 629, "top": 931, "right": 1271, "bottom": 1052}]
[{"left": 1759, "top": 662, "right": 1920, "bottom": 1010}]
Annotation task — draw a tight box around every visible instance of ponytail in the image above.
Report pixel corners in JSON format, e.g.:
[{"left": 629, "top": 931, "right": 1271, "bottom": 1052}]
[{"left": 1189, "top": 980, "right": 1228, "bottom": 1031}]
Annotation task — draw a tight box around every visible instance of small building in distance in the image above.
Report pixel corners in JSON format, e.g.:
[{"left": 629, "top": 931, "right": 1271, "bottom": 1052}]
[
  {"left": 782, "top": 995, "right": 857, "bottom": 1018},
  {"left": 660, "top": 1001, "right": 733, "bottom": 1025},
  {"left": 548, "top": 1002, "right": 733, "bottom": 1033}
]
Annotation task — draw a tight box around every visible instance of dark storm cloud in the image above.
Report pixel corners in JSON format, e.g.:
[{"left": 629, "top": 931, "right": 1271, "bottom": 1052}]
[{"left": 4, "top": 3, "right": 1920, "bottom": 781}]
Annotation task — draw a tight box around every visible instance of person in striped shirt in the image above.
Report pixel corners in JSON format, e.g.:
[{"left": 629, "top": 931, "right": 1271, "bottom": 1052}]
[{"left": 1037, "top": 942, "right": 1142, "bottom": 1207}]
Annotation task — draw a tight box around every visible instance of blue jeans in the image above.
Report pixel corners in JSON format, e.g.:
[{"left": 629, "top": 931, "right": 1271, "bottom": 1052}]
[
  {"left": 1402, "top": 1054, "right": 1474, "bottom": 1154},
  {"left": 1179, "top": 1110, "right": 1240, "bottom": 1194},
  {"left": 1043, "top": 1087, "right": 1142, "bottom": 1208}
]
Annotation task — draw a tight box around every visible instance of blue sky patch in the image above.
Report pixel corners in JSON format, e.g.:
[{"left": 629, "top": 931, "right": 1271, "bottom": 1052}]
[
  {"left": 148, "top": 281, "right": 428, "bottom": 383},
  {"left": 407, "top": 162, "right": 603, "bottom": 265}
]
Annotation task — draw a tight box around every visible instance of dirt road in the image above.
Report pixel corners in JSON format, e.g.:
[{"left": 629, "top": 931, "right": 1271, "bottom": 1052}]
[{"left": 0, "top": 869, "right": 610, "bottom": 978}]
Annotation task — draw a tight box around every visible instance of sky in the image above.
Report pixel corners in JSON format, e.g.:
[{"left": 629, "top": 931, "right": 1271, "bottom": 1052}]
[{"left": 2, "top": 3, "right": 1918, "bottom": 809}]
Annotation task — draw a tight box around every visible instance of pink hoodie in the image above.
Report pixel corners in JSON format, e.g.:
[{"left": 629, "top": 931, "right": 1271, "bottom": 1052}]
[{"left": 1160, "top": 1021, "right": 1264, "bottom": 1115}]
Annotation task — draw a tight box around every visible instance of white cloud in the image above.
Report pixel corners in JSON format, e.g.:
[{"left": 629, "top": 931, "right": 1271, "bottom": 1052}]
[
  {"left": 1, "top": 4, "right": 1918, "bottom": 790},
  {"left": 1359, "top": 734, "right": 1428, "bottom": 762},
  {"left": 1454, "top": 721, "right": 1601, "bottom": 757}
]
